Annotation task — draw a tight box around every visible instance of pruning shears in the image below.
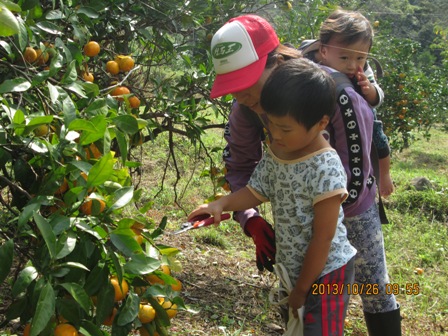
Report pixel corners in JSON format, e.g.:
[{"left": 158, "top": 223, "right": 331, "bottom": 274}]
[{"left": 173, "top": 213, "right": 231, "bottom": 235}]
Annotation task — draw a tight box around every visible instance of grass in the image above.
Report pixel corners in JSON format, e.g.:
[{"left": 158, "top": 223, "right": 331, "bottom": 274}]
[{"left": 138, "top": 124, "right": 448, "bottom": 335}]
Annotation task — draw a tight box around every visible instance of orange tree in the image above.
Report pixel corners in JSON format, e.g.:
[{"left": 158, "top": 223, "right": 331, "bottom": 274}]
[{"left": 0, "top": 1, "right": 198, "bottom": 335}]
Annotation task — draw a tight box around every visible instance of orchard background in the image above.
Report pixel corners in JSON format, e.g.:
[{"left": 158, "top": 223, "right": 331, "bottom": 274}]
[{"left": 0, "top": 0, "right": 447, "bottom": 336}]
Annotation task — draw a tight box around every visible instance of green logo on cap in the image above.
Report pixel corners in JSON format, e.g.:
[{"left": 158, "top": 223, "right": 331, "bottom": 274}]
[{"left": 212, "top": 42, "right": 242, "bottom": 59}]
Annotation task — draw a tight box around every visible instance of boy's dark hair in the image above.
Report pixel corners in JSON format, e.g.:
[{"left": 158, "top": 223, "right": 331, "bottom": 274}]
[
  {"left": 319, "top": 9, "right": 373, "bottom": 49},
  {"left": 260, "top": 58, "right": 336, "bottom": 130}
]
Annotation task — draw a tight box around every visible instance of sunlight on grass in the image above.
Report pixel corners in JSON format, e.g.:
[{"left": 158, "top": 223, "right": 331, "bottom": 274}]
[{"left": 382, "top": 125, "right": 448, "bottom": 334}]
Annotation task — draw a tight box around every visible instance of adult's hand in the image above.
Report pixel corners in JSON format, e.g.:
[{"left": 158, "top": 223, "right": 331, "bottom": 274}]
[{"left": 245, "top": 216, "right": 276, "bottom": 272}]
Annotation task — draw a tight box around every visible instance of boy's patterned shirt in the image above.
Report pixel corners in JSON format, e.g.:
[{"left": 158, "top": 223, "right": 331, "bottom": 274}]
[{"left": 247, "top": 147, "right": 357, "bottom": 283}]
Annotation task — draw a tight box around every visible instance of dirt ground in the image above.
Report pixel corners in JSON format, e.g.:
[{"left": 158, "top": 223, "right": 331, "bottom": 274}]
[{"left": 160, "top": 229, "right": 285, "bottom": 335}]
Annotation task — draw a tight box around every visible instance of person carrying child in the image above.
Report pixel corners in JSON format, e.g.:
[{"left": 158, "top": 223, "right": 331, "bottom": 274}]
[
  {"left": 299, "top": 9, "right": 394, "bottom": 198},
  {"left": 191, "top": 58, "right": 357, "bottom": 335}
]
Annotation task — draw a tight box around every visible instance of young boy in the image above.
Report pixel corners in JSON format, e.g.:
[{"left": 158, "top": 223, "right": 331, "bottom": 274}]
[
  {"left": 300, "top": 9, "right": 394, "bottom": 197},
  {"left": 189, "top": 58, "right": 356, "bottom": 335}
]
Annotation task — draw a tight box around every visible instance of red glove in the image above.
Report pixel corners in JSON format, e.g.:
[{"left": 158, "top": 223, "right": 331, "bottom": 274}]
[{"left": 244, "top": 217, "right": 276, "bottom": 272}]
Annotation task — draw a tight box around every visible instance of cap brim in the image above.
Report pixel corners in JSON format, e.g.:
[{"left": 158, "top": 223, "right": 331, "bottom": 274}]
[
  {"left": 210, "top": 54, "right": 267, "bottom": 98},
  {"left": 300, "top": 40, "right": 321, "bottom": 54}
]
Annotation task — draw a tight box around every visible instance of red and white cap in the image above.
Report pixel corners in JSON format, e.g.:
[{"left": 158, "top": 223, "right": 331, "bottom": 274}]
[{"left": 210, "top": 15, "right": 279, "bottom": 98}]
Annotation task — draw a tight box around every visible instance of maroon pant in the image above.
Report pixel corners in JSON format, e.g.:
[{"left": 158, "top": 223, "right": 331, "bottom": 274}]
[{"left": 301, "top": 257, "right": 355, "bottom": 336}]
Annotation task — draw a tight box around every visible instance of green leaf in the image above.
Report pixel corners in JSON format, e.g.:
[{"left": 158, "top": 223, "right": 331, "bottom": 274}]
[
  {"left": 95, "top": 282, "right": 115, "bottom": 327},
  {"left": 15, "top": 15, "right": 27, "bottom": 51},
  {"left": 5, "top": 296, "right": 26, "bottom": 320},
  {"left": 84, "top": 264, "right": 108, "bottom": 296},
  {"left": 109, "top": 186, "right": 134, "bottom": 211},
  {"left": 27, "top": 115, "right": 53, "bottom": 126},
  {"left": 0, "top": 239, "right": 14, "bottom": 284},
  {"left": 117, "top": 293, "right": 139, "bottom": 326},
  {"left": 55, "top": 261, "right": 90, "bottom": 271},
  {"left": 61, "top": 60, "right": 78, "bottom": 84},
  {"left": 45, "top": 9, "right": 64, "bottom": 20},
  {"left": 21, "top": 0, "right": 38, "bottom": 11},
  {"left": 79, "top": 115, "right": 107, "bottom": 145},
  {"left": 79, "top": 320, "right": 104, "bottom": 336},
  {"left": 68, "top": 119, "right": 98, "bottom": 132},
  {"left": 84, "top": 98, "right": 108, "bottom": 116},
  {"left": 110, "top": 231, "right": 143, "bottom": 257},
  {"left": 0, "top": 78, "right": 31, "bottom": 93},
  {"left": 62, "top": 96, "right": 77, "bottom": 125},
  {"left": 88, "top": 152, "right": 115, "bottom": 187},
  {"left": 113, "top": 115, "right": 139, "bottom": 134},
  {"left": 17, "top": 202, "right": 45, "bottom": 228},
  {"left": 115, "top": 130, "right": 128, "bottom": 165},
  {"left": 0, "top": 5, "right": 19, "bottom": 37},
  {"left": 147, "top": 296, "right": 170, "bottom": 326},
  {"left": 75, "top": 221, "right": 103, "bottom": 240},
  {"left": 68, "top": 118, "right": 98, "bottom": 133},
  {"left": 47, "top": 82, "right": 60, "bottom": 103},
  {"left": 56, "top": 232, "right": 77, "bottom": 259},
  {"left": 56, "top": 297, "right": 82, "bottom": 326},
  {"left": 66, "top": 82, "right": 87, "bottom": 97},
  {"left": 76, "top": 6, "right": 99, "bottom": 19},
  {"left": 0, "top": 1, "right": 21, "bottom": 12},
  {"left": 30, "top": 282, "right": 55, "bottom": 336},
  {"left": 124, "top": 256, "right": 160, "bottom": 275},
  {"left": 60, "top": 283, "right": 92, "bottom": 314},
  {"left": 12, "top": 266, "right": 38, "bottom": 297},
  {"left": 34, "top": 212, "right": 57, "bottom": 259},
  {"left": 36, "top": 21, "right": 62, "bottom": 35}
]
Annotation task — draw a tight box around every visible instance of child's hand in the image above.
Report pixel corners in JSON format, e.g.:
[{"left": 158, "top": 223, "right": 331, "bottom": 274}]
[
  {"left": 188, "top": 202, "right": 225, "bottom": 225},
  {"left": 380, "top": 172, "right": 394, "bottom": 197},
  {"left": 288, "top": 286, "right": 307, "bottom": 318},
  {"left": 357, "top": 66, "right": 371, "bottom": 92},
  {"left": 357, "top": 66, "right": 378, "bottom": 105}
]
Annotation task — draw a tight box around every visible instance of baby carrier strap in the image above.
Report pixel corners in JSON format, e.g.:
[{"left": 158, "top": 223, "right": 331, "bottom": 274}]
[{"left": 330, "top": 72, "right": 389, "bottom": 224}]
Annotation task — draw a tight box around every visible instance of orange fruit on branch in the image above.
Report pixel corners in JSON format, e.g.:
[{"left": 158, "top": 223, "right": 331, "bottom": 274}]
[
  {"left": 24, "top": 47, "right": 37, "bottom": 63},
  {"left": 160, "top": 264, "right": 171, "bottom": 275},
  {"left": 54, "top": 323, "right": 79, "bottom": 336},
  {"left": 138, "top": 303, "right": 156, "bottom": 323},
  {"left": 102, "top": 307, "right": 117, "bottom": 326},
  {"left": 128, "top": 96, "right": 141, "bottom": 108},
  {"left": 80, "top": 198, "right": 106, "bottom": 216},
  {"left": 134, "top": 234, "right": 143, "bottom": 245},
  {"left": 106, "top": 60, "right": 120, "bottom": 75},
  {"left": 83, "top": 41, "right": 100, "bottom": 57},
  {"left": 82, "top": 72, "right": 94, "bottom": 82},
  {"left": 110, "top": 86, "right": 130, "bottom": 101},
  {"left": 146, "top": 274, "right": 165, "bottom": 285},
  {"left": 110, "top": 276, "right": 129, "bottom": 302},
  {"left": 23, "top": 323, "right": 31, "bottom": 336},
  {"left": 35, "top": 49, "right": 49, "bottom": 65},
  {"left": 116, "top": 55, "right": 135, "bottom": 72},
  {"left": 84, "top": 142, "right": 102, "bottom": 159},
  {"left": 139, "top": 328, "right": 158, "bottom": 336},
  {"left": 131, "top": 131, "right": 144, "bottom": 146},
  {"left": 34, "top": 124, "right": 50, "bottom": 137},
  {"left": 55, "top": 178, "right": 69, "bottom": 196},
  {"left": 158, "top": 297, "right": 178, "bottom": 319},
  {"left": 171, "top": 278, "right": 182, "bottom": 292}
]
